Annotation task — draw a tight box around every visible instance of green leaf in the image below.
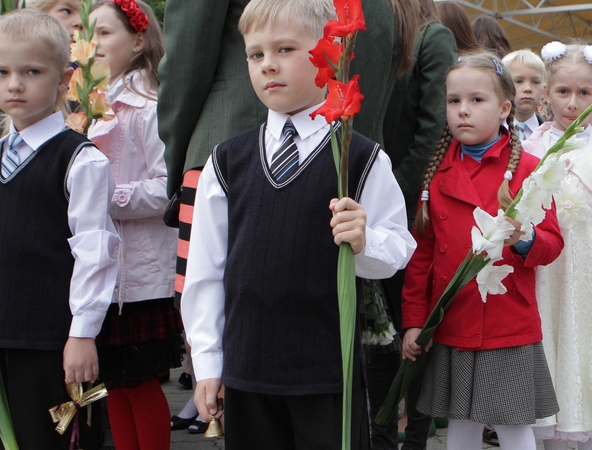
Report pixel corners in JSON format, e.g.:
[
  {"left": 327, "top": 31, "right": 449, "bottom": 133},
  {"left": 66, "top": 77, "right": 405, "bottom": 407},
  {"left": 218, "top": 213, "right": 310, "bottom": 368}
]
[
  {"left": 0, "top": 371, "right": 19, "bottom": 450},
  {"left": 376, "top": 249, "right": 489, "bottom": 425},
  {"left": 337, "top": 243, "right": 356, "bottom": 450}
]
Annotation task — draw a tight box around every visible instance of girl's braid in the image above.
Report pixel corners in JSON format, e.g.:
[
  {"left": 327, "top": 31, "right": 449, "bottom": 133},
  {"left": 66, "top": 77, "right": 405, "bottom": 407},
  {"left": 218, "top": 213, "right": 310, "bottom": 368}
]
[
  {"left": 498, "top": 109, "right": 523, "bottom": 209},
  {"left": 415, "top": 125, "right": 453, "bottom": 234}
]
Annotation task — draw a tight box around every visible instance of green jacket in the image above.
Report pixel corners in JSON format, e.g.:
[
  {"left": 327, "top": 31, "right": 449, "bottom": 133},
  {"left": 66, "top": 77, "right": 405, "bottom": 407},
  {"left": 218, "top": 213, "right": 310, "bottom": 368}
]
[
  {"left": 157, "top": 0, "right": 267, "bottom": 197},
  {"left": 383, "top": 22, "right": 457, "bottom": 225},
  {"left": 350, "top": 0, "right": 399, "bottom": 148}
]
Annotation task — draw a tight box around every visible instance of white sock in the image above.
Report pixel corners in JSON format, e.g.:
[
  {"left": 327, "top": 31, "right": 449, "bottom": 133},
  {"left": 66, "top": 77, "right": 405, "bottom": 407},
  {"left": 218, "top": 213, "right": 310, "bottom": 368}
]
[
  {"left": 495, "top": 424, "right": 536, "bottom": 450},
  {"left": 543, "top": 440, "right": 569, "bottom": 450},
  {"left": 447, "top": 419, "right": 483, "bottom": 450},
  {"left": 178, "top": 394, "right": 198, "bottom": 419}
]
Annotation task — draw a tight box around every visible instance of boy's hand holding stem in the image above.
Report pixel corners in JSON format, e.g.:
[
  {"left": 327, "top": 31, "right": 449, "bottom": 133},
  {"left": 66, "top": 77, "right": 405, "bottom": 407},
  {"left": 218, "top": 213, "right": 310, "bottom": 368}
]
[{"left": 329, "top": 197, "right": 367, "bottom": 255}]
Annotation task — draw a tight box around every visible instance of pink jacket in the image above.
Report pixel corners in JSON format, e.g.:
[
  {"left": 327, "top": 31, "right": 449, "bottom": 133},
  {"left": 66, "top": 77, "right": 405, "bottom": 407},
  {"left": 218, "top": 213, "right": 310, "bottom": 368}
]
[
  {"left": 521, "top": 121, "right": 553, "bottom": 159},
  {"left": 89, "top": 72, "right": 177, "bottom": 306}
]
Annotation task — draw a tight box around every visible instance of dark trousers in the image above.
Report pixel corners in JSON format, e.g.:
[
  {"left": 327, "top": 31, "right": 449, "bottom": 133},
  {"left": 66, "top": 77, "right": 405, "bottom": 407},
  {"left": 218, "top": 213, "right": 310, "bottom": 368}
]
[
  {"left": 224, "top": 386, "right": 370, "bottom": 450},
  {"left": 0, "top": 348, "right": 99, "bottom": 450},
  {"left": 366, "top": 347, "right": 401, "bottom": 450},
  {"left": 400, "top": 371, "right": 432, "bottom": 450}
]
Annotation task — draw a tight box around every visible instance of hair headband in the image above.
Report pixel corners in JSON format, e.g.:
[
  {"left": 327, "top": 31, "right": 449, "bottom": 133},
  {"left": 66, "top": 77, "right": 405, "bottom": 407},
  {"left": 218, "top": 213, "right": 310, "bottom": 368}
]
[
  {"left": 541, "top": 41, "right": 592, "bottom": 65},
  {"left": 109, "top": 0, "right": 148, "bottom": 32}
]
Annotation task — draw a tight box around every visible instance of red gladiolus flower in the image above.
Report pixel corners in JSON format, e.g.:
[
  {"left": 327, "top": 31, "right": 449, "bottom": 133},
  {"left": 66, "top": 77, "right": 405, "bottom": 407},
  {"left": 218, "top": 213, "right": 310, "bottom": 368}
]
[
  {"left": 309, "top": 35, "right": 342, "bottom": 88},
  {"left": 325, "top": 0, "right": 366, "bottom": 38},
  {"left": 310, "top": 75, "right": 364, "bottom": 124}
]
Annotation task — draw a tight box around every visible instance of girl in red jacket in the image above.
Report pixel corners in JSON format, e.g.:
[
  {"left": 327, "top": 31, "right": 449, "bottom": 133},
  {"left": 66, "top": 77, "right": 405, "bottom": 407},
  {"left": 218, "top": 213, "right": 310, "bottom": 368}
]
[{"left": 401, "top": 52, "right": 564, "bottom": 450}]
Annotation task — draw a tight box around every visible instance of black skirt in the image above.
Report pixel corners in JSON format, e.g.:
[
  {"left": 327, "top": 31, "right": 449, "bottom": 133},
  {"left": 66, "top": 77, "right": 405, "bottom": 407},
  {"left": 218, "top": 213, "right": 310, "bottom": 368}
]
[
  {"left": 96, "top": 297, "right": 184, "bottom": 389},
  {"left": 417, "top": 342, "right": 559, "bottom": 425}
]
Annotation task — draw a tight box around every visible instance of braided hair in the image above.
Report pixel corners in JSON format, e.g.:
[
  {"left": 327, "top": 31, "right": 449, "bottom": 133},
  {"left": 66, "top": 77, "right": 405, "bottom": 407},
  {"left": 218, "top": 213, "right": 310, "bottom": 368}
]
[{"left": 414, "top": 52, "right": 523, "bottom": 235}]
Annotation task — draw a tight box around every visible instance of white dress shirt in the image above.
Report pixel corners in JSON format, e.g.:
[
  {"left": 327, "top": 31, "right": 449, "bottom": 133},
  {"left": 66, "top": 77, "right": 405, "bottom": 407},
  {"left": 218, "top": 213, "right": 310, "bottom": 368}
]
[
  {"left": 513, "top": 114, "right": 540, "bottom": 141},
  {"left": 1, "top": 112, "right": 120, "bottom": 338},
  {"left": 181, "top": 104, "right": 417, "bottom": 382}
]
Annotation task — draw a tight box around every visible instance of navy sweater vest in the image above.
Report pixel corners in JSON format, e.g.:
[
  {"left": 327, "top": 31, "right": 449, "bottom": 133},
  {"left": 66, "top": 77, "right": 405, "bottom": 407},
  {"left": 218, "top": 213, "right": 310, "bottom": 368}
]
[
  {"left": 213, "top": 124, "right": 380, "bottom": 395},
  {"left": 0, "top": 129, "right": 92, "bottom": 350}
]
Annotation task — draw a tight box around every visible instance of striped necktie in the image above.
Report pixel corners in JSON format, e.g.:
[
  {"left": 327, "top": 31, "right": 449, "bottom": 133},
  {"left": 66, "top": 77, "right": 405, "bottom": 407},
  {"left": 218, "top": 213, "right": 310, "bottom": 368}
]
[
  {"left": 1, "top": 132, "right": 23, "bottom": 178},
  {"left": 271, "top": 121, "right": 299, "bottom": 183},
  {"left": 515, "top": 122, "right": 527, "bottom": 140}
]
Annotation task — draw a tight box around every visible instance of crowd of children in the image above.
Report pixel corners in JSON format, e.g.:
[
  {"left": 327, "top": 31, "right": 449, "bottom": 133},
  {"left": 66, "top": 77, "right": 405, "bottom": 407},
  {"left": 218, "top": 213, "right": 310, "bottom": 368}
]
[{"left": 0, "top": 0, "right": 591, "bottom": 449}]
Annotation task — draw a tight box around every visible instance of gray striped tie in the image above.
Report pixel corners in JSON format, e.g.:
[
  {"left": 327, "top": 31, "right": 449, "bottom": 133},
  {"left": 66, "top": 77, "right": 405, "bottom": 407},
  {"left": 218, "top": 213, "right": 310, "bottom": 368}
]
[
  {"left": 1, "top": 132, "right": 23, "bottom": 178},
  {"left": 271, "top": 121, "right": 298, "bottom": 183}
]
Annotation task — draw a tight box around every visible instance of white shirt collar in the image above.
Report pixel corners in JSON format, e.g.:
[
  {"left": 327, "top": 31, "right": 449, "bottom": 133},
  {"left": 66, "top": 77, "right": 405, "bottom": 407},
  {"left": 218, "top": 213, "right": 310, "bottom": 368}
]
[
  {"left": 267, "top": 103, "right": 328, "bottom": 141},
  {"left": 513, "top": 114, "right": 539, "bottom": 134},
  {"left": 7, "top": 112, "right": 66, "bottom": 151},
  {"left": 549, "top": 123, "right": 591, "bottom": 146}
]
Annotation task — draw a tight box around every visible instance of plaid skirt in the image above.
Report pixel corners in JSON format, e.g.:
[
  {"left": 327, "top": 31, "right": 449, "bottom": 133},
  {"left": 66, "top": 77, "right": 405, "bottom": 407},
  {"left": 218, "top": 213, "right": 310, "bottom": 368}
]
[
  {"left": 96, "top": 298, "right": 184, "bottom": 389},
  {"left": 417, "top": 342, "right": 559, "bottom": 425}
]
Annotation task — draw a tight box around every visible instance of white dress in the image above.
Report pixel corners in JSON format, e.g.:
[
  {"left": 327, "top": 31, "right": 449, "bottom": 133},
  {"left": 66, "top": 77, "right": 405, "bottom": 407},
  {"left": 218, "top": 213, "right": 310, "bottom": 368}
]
[{"left": 533, "top": 126, "right": 592, "bottom": 442}]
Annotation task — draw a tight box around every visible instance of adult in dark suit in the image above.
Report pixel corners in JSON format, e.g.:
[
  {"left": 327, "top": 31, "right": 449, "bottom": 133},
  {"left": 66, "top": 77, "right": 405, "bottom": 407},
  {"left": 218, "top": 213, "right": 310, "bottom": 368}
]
[
  {"left": 351, "top": 0, "right": 416, "bottom": 148},
  {"left": 158, "top": 0, "right": 268, "bottom": 199},
  {"left": 351, "top": 1, "right": 419, "bottom": 449},
  {"left": 382, "top": 1, "right": 457, "bottom": 449}
]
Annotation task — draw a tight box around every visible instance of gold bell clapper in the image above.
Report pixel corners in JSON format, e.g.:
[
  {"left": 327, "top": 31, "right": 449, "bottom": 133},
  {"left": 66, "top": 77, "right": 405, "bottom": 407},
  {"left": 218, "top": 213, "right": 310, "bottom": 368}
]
[{"left": 204, "top": 417, "right": 224, "bottom": 437}]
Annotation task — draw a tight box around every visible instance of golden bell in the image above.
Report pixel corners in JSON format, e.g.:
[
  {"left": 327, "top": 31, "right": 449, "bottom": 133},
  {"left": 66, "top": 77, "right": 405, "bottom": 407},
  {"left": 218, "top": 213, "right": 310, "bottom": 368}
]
[{"left": 204, "top": 417, "right": 224, "bottom": 437}]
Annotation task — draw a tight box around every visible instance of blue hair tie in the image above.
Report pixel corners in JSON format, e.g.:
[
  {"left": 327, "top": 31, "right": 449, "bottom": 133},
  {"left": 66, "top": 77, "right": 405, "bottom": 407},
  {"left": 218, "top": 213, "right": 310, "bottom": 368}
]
[{"left": 493, "top": 59, "right": 503, "bottom": 76}]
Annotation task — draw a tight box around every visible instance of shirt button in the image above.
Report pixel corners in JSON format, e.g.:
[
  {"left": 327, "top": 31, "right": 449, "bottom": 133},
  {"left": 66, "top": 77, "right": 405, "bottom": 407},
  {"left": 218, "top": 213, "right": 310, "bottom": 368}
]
[
  {"left": 440, "top": 276, "right": 448, "bottom": 285},
  {"left": 118, "top": 193, "right": 127, "bottom": 203},
  {"left": 440, "top": 211, "right": 448, "bottom": 220},
  {"left": 440, "top": 244, "right": 447, "bottom": 253}
]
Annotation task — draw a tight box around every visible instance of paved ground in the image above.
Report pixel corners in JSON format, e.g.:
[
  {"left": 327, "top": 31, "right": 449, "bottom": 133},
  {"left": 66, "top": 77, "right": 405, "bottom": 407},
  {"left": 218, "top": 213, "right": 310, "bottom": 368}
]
[{"left": 164, "top": 366, "right": 559, "bottom": 449}]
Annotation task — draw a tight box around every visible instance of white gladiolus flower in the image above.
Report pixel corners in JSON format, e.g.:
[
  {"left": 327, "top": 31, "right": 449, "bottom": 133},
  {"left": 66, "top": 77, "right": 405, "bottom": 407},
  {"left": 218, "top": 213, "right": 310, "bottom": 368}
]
[
  {"left": 476, "top": 261, "right": 514, "bottom": 303},
  {"left": 559, "top": 136, "right": 585, "bottom": 155},
  {"left": 471, "top": 208, "right": 515, "bottom": 261},
  {"left": 515, "top": 178, "right": 550, "bottom": 226},
  {"left": 530, "top": 154, "right": 568, "bottom": 197}
]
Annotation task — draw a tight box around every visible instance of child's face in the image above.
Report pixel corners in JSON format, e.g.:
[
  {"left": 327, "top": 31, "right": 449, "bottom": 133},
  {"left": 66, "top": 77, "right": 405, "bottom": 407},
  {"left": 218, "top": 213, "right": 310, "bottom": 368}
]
[
  {"left": 507, "top": 61, "right": 544, "bottom": 122},
  {"left": 446, "top": 67, "right": 512, "bottom": 146},
  {"left": 243, "top": 14, "right": 325, "bottom": 116},
  {"left": 545, "top": 64, "right": 592, "bottom": 131},
  {"left": 0, "top": 38, "right": 71, "bottom": 131},
  {"left": 91, "top": 5, "right": 144, "bottom": 81},
  {"left": 47, "top": 1, "right": 82, "bottom": 39}
]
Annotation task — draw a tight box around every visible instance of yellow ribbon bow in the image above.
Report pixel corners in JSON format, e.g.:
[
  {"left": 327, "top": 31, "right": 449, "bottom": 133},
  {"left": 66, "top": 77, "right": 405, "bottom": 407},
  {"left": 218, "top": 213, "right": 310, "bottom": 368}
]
[{"left": 49, "top": 382, "right": 108, "bottom": 435}]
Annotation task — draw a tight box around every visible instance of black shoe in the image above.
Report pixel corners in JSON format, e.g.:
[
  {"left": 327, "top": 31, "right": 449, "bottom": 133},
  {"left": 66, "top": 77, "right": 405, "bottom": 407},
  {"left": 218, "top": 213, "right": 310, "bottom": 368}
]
[
  {"left": 171, "top": 415, "right": 197, "bottom": 431},
  {"left": 178, "top": 372, "right": 192, "bottom": 389},
  {"left": 188, "top": 419, "right": 209, "bottom": 434},
  {"left": 483, "top": 426, "right": 500, "bottom": 446}
]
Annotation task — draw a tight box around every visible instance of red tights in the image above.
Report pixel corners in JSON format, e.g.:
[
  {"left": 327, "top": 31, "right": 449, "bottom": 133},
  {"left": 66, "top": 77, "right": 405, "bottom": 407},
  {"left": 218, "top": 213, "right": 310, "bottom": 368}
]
[{"left": 107, "top": 378, "right": 171, "bottom": 450}]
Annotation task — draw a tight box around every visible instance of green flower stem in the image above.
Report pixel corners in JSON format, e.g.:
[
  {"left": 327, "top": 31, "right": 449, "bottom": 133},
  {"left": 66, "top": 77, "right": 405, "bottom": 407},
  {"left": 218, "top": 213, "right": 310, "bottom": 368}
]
[
  {"left": 337, "top": 242, "right": 356, "bottom": 450},
  {"left": 375, "top": 250, "right": 489, "bottom": 425},
  {"left": 0, "top": 0, "right": 19, "bottom": 14},
  {"left": 505, "top": 103, "right": 592, "bottom": 219},
  {"left": 0, "top": 371, "right": 19, "bottom": 450}
]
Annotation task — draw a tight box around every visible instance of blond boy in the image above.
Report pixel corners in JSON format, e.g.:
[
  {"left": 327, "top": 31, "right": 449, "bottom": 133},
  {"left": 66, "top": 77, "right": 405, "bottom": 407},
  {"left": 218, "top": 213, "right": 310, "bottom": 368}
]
[
  {"left": 503, "top": 49, "right": 546, "bottom": 140},
  {"left": 180, "top": 0, "right": 415, "bottom": 448}
]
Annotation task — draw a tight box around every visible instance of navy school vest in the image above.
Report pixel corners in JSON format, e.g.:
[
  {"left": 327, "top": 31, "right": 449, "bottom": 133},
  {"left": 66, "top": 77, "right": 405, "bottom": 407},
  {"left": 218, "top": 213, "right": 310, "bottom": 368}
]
[
  {"left": 0, "top": 129, "right": 93, "bottom": 350},
  {"left": 213, "top": 124, "right": 380, "bottom": 395}
]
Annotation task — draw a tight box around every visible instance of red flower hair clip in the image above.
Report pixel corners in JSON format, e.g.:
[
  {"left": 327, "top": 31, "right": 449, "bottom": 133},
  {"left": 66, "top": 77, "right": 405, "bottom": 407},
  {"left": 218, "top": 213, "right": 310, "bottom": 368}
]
[{"left": 109, "top": 0, "right": 148, "bottom": 32}]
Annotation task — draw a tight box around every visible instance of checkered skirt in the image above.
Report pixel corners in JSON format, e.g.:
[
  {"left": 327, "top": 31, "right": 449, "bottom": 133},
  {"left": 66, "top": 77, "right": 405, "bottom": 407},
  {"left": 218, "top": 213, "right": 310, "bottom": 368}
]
[
  {"left": 417, "top": 342, "right": 559, "bottom": 425},
  {"left": 96, "top": 298, "right": 184, "bottom": 389}
]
